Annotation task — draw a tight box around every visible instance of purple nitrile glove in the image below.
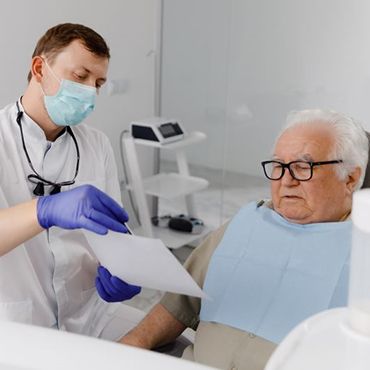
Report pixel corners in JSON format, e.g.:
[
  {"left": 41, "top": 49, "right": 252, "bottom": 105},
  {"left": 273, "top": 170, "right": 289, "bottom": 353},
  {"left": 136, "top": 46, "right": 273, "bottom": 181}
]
[
  {"left": 37, "top": 184, "right": 129, "bottom": 235},
  {"left": 95, "top": 265, "right": 141, "bottom": 303}
]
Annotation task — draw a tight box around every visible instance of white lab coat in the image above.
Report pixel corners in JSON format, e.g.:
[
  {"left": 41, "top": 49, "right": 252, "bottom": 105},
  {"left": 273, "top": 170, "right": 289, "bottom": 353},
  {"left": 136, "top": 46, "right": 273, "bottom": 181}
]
[{"left": 0, "top": 101, "right": 126, "bottom": 337}]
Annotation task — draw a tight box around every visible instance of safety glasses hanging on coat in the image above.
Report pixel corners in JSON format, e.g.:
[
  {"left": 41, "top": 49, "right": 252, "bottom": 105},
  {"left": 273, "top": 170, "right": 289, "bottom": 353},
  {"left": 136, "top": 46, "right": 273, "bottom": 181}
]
[{"left": 15, "top": 101, "right": 80, "bottom": 196}]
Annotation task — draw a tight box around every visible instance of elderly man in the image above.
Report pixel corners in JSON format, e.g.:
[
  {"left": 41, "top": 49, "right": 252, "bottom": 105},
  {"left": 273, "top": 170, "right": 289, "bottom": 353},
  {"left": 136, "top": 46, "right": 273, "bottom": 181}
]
[{"left": 120, "top": 109, "right": 368, "bottom": 370}]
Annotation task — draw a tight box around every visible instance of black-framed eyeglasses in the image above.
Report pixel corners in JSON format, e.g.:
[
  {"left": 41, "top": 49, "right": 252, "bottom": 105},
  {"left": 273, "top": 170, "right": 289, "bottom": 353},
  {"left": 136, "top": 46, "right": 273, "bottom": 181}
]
[{"left": 261, "top": 159, "right": 343, "bottom": 181}]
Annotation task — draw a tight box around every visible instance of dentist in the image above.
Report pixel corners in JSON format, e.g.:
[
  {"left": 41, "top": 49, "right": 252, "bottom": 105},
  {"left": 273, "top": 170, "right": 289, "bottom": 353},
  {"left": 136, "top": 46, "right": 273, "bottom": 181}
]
[{"left": 0, "top": 23, "right": 140, "bottom": 340}]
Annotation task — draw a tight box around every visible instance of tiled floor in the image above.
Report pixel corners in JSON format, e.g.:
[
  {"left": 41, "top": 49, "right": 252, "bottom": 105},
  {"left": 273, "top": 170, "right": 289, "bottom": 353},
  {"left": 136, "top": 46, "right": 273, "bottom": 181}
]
[{"left": 124, "top": 162, "right": 270, "bottom": 313}]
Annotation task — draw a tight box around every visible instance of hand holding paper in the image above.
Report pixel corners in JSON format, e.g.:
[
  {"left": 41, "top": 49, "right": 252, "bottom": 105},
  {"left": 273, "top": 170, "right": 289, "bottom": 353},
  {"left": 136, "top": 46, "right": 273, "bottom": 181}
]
[
  {"left": 95, "top": 266, "right": 141, "bottom": 302},
  {"left": 84, "top": 230, "right": 206, "bottom": 298}
]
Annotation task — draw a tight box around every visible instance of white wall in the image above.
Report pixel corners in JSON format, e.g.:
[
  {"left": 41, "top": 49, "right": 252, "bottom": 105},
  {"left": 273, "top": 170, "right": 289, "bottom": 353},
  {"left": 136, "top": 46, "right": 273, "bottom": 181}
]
[
  {"left": 0, "top": 0, "right": 160, "bottom": 180},
  {"left": 161, "top": 0, "right": 370, "bottom": 177}
]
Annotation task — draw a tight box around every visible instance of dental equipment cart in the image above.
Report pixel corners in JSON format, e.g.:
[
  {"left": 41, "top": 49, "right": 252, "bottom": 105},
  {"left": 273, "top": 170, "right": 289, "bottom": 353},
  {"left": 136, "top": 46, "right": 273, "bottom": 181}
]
[{"left": 121, "top": 119, "right": 210, "bottom": 249}]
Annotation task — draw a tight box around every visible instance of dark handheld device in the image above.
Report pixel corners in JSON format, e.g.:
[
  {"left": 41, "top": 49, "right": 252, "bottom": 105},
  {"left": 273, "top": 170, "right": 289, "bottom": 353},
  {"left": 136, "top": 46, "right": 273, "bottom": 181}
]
[{"left": 168, "top": 214, "right": 204, "bottom": 234}]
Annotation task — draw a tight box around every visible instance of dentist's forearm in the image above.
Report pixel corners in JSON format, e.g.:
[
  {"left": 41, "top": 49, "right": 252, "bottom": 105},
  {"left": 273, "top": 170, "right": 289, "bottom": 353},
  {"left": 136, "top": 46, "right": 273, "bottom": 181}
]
[{"left": 0, "top": 199, "right": 43, "bottom": 256}]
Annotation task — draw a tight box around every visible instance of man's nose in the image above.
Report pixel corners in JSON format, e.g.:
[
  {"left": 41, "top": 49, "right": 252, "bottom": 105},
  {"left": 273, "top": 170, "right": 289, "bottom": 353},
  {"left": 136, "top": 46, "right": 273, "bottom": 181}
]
[{"left": 280, "top": 168, "right": 299, "bottom": 186}]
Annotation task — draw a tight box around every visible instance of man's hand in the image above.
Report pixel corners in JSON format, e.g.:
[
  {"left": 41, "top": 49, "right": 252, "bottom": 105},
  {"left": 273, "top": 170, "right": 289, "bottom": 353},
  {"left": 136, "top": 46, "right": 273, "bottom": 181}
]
[{"left": 95, "top": 266, "right": 141, "bottom": 302}]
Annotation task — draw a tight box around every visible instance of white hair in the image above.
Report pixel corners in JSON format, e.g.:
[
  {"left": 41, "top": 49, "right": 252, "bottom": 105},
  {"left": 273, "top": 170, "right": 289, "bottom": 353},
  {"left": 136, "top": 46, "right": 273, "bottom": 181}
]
[{"left": 277, "top": 109, "right": 369, "bottom": 190}]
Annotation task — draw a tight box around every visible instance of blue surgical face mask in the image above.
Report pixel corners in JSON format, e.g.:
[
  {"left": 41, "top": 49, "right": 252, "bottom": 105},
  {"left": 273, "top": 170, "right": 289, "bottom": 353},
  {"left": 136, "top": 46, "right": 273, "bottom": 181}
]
[{"left": 42, "top": 61, "right": 96, "bottom": 126}]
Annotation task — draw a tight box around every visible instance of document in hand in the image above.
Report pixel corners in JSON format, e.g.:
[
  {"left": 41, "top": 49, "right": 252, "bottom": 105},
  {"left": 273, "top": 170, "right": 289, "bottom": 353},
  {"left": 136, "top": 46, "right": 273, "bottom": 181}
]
[{"left": 84, "top": 231, "right": 206, "bottom": 298}]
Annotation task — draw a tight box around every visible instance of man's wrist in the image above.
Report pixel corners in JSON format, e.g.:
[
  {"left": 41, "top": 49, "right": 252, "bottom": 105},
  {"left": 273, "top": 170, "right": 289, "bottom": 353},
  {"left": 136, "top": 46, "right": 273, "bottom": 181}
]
[{"left": 119, "top": 332, "right": 152, "bottom": 349}]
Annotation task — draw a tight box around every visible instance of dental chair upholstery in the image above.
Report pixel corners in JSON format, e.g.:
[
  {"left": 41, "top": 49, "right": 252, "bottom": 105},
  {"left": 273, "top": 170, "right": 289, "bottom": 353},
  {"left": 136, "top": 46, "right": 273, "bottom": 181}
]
[
  {"left": 155, "top": 329, "right": 194, "bottom": 357},
  {"left": 361, "top": 132, "right": 370, "bottom": 188}
]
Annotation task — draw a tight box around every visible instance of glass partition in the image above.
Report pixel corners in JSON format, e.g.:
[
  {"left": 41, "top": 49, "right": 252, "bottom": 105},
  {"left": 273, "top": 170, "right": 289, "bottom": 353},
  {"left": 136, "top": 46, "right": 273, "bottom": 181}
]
[{"left": 159, "top": 0, "right": 370, "bottom": 231}]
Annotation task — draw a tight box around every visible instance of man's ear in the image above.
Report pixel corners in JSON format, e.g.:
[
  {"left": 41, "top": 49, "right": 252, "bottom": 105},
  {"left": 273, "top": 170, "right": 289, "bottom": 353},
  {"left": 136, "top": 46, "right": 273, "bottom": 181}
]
[
  {"left": 346, "top": 167, "right": 361, "bottom": 193},
  {"left": 30, "top": 56, "right": 44, "bottom": 83}
]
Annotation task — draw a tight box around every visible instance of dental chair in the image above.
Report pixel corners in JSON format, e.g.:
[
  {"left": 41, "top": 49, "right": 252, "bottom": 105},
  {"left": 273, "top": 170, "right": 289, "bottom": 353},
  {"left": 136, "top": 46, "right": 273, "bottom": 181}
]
[
  {"left": 154, "top": 327, "right": 195, "bottom": 357},
  {"left": 361, "top": 132, "right": 370, "bottom": 188}
]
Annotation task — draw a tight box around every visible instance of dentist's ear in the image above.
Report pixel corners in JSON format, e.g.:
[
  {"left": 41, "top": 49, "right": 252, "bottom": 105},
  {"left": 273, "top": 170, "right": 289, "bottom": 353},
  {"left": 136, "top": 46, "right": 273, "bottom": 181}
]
[
  {"left": 30, "top": 56, "right": 44, "bottom": 83},
  {"left": 345, "top": 167, "right": 361, "bottom": 194}
]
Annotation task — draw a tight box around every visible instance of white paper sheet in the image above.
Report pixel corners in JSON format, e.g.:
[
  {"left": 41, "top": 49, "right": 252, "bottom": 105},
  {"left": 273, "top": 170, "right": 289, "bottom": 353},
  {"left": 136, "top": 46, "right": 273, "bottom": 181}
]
[{"left": 84, "top": 231, "right": 206, "bottom": 298}]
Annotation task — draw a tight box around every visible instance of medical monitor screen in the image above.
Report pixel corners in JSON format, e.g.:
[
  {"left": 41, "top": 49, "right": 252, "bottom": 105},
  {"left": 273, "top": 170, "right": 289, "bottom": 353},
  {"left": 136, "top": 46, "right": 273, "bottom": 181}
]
[{"left": 159, "top": 123, "right": 177, "bottom": 138}]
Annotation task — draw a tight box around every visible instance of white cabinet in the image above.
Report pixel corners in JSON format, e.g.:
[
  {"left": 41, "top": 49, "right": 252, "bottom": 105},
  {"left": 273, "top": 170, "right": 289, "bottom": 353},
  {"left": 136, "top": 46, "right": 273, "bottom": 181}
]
[{"left": 121, "top": 131, "right": 210, "bottom": 249}]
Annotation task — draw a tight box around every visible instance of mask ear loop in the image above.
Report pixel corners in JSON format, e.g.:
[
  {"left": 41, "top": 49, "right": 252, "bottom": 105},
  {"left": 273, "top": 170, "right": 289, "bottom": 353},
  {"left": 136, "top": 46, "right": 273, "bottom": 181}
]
[
  {"left": 39, "top": 57, "right": 62, "bottom": 97},
  {"left": 42, "top": 57, "right": 62, "bottom": 82}
]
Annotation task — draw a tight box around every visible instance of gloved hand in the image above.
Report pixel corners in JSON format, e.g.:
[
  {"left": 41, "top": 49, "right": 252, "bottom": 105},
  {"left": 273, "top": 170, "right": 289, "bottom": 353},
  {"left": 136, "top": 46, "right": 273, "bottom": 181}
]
[
  {"left": 37, "top": 184, "right": 129, "bottom": 235},
  {"left": 95, "top": 265, "right": 141, "bottom": 302}
]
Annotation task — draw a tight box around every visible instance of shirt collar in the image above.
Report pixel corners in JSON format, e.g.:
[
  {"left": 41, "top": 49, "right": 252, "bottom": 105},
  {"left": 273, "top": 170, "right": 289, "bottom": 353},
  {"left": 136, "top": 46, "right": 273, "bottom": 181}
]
[{"left": 16, "top": 98, "right": 68, "bottom": 145}]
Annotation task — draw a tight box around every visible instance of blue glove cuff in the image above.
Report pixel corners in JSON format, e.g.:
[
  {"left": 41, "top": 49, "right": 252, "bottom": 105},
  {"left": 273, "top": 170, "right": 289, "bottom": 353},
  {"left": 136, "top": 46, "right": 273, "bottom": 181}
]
[{"left": 36, "top": 196, "right": 51, "bottom": 229}]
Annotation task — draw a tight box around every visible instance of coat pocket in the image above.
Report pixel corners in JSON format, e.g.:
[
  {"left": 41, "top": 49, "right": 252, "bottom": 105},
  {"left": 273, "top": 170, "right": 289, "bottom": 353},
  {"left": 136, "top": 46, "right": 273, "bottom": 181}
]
[{"left": 0, "top": 300, "right": 32, "bottom": 324}]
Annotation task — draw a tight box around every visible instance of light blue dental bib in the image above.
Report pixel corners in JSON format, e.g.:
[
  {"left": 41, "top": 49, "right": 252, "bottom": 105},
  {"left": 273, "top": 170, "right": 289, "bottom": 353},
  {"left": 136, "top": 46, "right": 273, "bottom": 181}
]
[{"left": 200, "top": 202, "right": 351, "bottom": 344}]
